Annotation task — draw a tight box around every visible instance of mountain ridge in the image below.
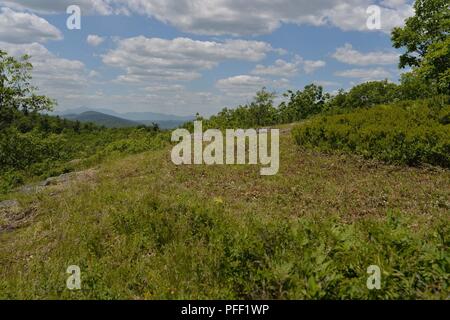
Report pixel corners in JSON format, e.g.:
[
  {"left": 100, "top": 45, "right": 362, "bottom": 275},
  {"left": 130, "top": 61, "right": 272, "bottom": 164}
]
[
  {"left": 62, "top": 111, "right": 141, "bottom": 128},
  {"left": 54, "top": 107, "right": 194, "bottom": 122}
]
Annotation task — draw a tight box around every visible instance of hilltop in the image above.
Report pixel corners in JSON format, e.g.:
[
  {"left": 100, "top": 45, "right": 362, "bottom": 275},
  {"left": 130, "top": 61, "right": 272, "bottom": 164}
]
[
  {"left": 58, "top": 108, "right": 195, "bottom": 129},
  {"left": 0, "top": 128, "right": 448, "bottom": 299},
  {"left": 63, "top": 111, "right": 141, "bottom": 128}
]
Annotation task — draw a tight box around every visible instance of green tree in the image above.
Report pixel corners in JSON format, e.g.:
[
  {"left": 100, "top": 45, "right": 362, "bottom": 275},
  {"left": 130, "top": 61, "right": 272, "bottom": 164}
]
[
  {"left": 343, "top": 80, "right": 398, "bottom": 109},
  {"left": 250, "top": 87, "right": 277, "bottom": 126},
  {"left": 279, "top": 84, "right": 328, "bottom": 122},
  {"left": 0, "top": 50, "right": 55, "bottom": 129},
  {"left": 418, "top": 37, "right": 450, "bottom": 93},
  {"left": 398, "top": 71, "right": 437, "bottom": 100},
  {"left": 391, "top": 0, "right": 450, "bottom": 93}
]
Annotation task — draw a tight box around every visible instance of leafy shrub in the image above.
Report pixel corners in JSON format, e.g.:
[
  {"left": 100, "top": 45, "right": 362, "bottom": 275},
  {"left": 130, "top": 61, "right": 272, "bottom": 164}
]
[
  {"left": 341, "top": 80, "right": 399, "bottom": 109},
  {"left": 0, "top": 171, "right": 24, "bottom": 194},
  {"left": 0, "top": 128, "right": 69, "bottom": 171},
  {"left": 104, "top": 131, "right": 169, "bottom": 155},
  {"left": 292, "top": 100, "right": 450, "bottom": 167}
]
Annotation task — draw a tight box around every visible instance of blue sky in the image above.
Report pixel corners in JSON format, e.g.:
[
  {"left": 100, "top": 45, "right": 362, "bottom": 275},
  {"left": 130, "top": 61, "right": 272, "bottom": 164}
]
[{"left": 0, "top": 0, "right": 414, "bottom": 116}]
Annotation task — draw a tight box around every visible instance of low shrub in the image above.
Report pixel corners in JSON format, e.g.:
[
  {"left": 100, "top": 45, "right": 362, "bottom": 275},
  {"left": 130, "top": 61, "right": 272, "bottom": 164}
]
[{"left": 292, "top": 100, "right": 450, "bottom": 167}]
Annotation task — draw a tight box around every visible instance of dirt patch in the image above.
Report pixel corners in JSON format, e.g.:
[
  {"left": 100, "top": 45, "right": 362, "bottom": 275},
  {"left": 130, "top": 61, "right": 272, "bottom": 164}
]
[{"left": 0, "top": 202, "right": 37, "bottom": 233}]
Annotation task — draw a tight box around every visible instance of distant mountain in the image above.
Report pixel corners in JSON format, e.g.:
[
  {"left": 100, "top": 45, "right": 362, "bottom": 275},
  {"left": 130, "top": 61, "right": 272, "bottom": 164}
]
[
  {"left": 63, "top": 111, "right": 140, "bottom": 128},
  {"left": 56, "top": 107, "right": 194, "bottom": 129},
  {"left": 56, "top": 108, "right": 194, "bottom": 122}
]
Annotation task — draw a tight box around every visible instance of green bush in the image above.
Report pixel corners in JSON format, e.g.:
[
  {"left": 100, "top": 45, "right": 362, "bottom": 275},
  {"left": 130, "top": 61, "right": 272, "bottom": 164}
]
[
  {"left": 0, "top": 171, "right": 24, "bottom": 194},
  {"left": 0, "top": 128, "right": 69, "bottom": 170},
  {"left": 104, "top": 130, "right": 169, "bottom": 155},
  {"left": 292, "top": 100, "right": 450, "bottom": 168},
  {"left": 341, "top": 80, "right": 399, "bottom": 109}
]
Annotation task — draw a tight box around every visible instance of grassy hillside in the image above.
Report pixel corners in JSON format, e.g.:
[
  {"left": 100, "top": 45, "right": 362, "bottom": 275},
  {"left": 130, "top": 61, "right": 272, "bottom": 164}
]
[{"left": 0, "top": 129, "right": 448, "bottom": 299}]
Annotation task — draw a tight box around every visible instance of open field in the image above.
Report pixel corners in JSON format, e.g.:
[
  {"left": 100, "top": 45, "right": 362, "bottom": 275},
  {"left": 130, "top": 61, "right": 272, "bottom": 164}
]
[{"left": 0, "top": 130, "right": 448, "bottom": 299}]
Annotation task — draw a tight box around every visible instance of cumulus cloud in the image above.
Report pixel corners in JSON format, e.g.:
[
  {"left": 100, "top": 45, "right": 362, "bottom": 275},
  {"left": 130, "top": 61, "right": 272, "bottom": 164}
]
[
  {"left": 381, "top": 0, "right": 409, "bottom": 8},
  {"left": 332, "top": 43, "right": 399, "bottom": 66},
  {"left": 313, "top": 80, "right": 341, "bottom": 87},
  {"left": 252, "top": 59, "right": 301, "bottom": 77},
  {"left": 303, "top": 59, "right": 326, "bottom": 74},
  {"left": 0, "top": 0, "right": 117, "bottom": 15},
  {"left": 251, "top": 56, "right": 325, "bottom": 77},
  {"left": 87, "top": 34, "right": 105, "bottom": 46},
  {"left": 103, "top": 36, "right": 278, "bottom": 82},
  {"left": 0, "top": 42, "right": 93, "bottom": 102},
  {"left": 1, "top": 0, "right": 414, "bottom": 35},
  {"left": 119, "top": 0, "right": 414, "bottom": 35},
  {"left": 216, "top": 75, "right": 289, "bottom": 98},
  {"left": 323, "top": 2, "right": 413, "bottom": 33},
  {"left": 0, "top": 7, "right": 62, "bottom": 43},
  {"left": 335, "top": 67, "right": 392, "bottom": 80}
]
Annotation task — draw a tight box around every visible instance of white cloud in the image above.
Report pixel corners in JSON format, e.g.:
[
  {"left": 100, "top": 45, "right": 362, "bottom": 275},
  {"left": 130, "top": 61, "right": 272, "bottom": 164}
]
[
  {"left": 251, "top": 56, "right": 325, "bottom": 77},
  {"left": 303, "top": 59, "right": 326, "bottom": 74},
  {"left": 103, "top": 36, "right": 278, "bottom": 82},
  {"left": 381, "top": 0, "right": 408, "bottom": 9},
  {"left": 252, "top": 59, "right": 300, "bottom": 77},
  {"left": 335, "top": 67, "right": 392, "bottom": 80},
  {"left": 87, "top": 34, "right": 105, "bottom": 46},
  {"left": 323, "top": 1, "right": 413, "bottom": 33},
  {"left": 0, "top": 7, "right": 62, "bottom": 43},
  {"left": 0, "top": 42, "right": 93, "bottom": 103},
  {"left": 0, "top": 0, "right": 117, "bottom": 15},
  {"left": 1, "top": 0, "right": 414, "bottom": 35},
  {"left": 333, "top": 43, "right": 399, "bottom": 66},
  {"left": 313, "top": 80, "right": 341, "bottom": 87},
  {"left": 118, "top": 0, "right": 414, "bottom": 35},
  {"left": 144, "top": 84, "right": 185, "bottom": 93},
  {"left": 216, "top": 75, "right": 289, "bottom": 98}
]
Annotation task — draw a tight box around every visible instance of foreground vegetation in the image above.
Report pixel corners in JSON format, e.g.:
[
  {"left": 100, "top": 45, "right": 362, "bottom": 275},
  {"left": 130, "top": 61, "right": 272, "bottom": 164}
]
[{"left": 0, "top": 133, "right": 448, "bottom": 299}]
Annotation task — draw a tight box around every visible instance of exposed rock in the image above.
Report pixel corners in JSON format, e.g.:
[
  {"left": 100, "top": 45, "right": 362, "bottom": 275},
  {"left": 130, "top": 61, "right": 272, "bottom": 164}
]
[
  {"left": 17, "top": 169, "right": 97, "bottom": 195},
  {"left": 19, "top": 184, "right": 44, "bottom": 195},
  {"left": 40, "top": 173, "right": 73, "bottom": 187},
  {"left": 0, "top": 199, "right": 20, "bottom": 209}
]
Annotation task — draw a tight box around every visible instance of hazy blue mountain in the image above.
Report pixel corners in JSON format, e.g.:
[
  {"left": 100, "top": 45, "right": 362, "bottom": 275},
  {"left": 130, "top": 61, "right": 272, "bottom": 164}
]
[
  {"left": 63, "top": 111, "right": 140, "bottom": 128},
  {"left": 56, "top": 107, "right": 194, "bottom": 122},
  {"left": 53, "top": 107, "right": 195, "bottom": 129},
  {"left": 59, "top": 109, "right": 193, "bottom": 129}
]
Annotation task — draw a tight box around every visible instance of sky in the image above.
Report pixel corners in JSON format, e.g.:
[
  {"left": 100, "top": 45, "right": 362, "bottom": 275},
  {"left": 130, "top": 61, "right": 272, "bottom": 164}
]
[{"left": 0, "top": 0, "right": 415, "bottom": 116}]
